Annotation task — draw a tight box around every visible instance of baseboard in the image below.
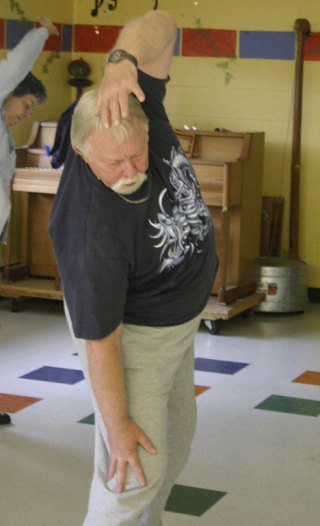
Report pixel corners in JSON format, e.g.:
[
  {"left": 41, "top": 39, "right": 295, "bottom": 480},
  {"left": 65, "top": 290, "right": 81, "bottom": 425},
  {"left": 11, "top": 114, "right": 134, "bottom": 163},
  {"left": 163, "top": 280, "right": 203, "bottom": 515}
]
[{"left": 308, "top": 288, "right": 320, "bottom": 303}]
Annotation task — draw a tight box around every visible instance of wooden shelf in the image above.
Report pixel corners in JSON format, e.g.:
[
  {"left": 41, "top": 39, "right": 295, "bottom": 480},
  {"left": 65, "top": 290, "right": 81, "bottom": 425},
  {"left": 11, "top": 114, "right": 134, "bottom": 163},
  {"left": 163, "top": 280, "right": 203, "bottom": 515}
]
[
  {"left": 0, "top": 277, "right": 63, "bottom": 300},
  {"left": 13, "top": 168, "right": 61, "bottom": 194},
  {"left": 202, "top": 292, "right": 265, "bottom": 321}
]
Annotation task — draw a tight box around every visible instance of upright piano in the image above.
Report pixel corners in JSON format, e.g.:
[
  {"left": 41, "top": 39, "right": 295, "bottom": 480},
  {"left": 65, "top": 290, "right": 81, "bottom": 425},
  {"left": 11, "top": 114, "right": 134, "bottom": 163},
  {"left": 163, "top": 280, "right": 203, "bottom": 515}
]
[{"left": 175, "top": 129, "right": 265, "bottom": 304}]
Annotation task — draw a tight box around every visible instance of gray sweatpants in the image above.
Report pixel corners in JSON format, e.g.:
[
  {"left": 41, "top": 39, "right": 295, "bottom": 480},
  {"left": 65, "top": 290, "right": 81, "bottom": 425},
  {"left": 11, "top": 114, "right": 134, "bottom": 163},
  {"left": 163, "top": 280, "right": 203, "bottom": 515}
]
[{"left": 66, "top": 309, "right": 200, "bottom": 526}]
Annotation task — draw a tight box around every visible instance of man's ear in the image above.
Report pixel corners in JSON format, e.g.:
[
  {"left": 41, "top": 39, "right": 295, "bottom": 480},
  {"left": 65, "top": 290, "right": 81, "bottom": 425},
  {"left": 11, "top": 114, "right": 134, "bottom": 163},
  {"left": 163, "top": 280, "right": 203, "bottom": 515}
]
[{"left": 74, "top": 146, "right": 89, "bottom": 163}]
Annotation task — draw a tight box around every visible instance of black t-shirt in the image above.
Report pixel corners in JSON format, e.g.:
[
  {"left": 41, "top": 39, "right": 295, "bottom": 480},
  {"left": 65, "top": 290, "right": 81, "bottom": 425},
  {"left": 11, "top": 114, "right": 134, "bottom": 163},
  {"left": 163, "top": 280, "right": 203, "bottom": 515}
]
[{"left": 49, "top": 71, "right": 218, "bottom": 340}]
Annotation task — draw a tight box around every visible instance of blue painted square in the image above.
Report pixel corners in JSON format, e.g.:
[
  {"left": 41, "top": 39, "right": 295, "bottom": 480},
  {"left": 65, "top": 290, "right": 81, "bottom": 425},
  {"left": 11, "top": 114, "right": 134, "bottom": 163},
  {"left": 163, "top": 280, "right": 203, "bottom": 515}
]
[
  {"left": 173, "top": 28, "right": 181, "bottom": 56},
  {"left": 240, "top": 31, "right": 295, "bottom": 60},
  {"left": 62, "top": 24, "right": 73, "bottom": 52},
  {"left": 195, "top": 358, "right": 249, "bottom": 375},
  {"left": 20, "top": 366, "right": 84, "bottom": 384},
  {"left": 6, "top": 19, "right": 34, "bottom": 49}
]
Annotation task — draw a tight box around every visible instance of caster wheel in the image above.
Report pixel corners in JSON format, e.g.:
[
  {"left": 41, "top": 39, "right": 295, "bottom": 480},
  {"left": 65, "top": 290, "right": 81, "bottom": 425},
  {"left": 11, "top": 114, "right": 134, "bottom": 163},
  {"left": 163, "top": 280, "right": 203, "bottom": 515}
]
[
  {"left": 241, "top": 308, "right": 254, "bottom": 318},
  {"left": 10, "top": 299, "right": 20, "bottom": 313},
  {"left": 204, "top": 320, "right": 220, "bottom": 335}
]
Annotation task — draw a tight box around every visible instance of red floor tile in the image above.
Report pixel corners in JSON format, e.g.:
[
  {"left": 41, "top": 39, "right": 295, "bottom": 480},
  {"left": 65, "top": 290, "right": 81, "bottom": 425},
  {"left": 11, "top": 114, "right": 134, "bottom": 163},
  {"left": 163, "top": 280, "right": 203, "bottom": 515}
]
[
  {"left": 195, "top": 385, "right": 211, "bottom": 397},
  {"left": 0, "top": 393, "right": 42, "bottom": 413},
  {"left": 293, "top": 371, "right": 320, "bottom": 386}
]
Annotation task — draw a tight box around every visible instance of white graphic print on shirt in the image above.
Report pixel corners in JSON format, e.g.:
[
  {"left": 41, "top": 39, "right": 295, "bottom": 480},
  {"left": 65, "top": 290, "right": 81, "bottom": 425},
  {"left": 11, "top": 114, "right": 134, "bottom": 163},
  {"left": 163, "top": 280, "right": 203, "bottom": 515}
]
[{"left": 149, "top": 147, "right": 211, "bottom": 272}]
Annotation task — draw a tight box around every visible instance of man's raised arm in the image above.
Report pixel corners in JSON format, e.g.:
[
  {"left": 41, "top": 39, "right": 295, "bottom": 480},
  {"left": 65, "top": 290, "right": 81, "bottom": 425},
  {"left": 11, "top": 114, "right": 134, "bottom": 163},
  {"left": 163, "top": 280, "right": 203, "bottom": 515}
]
[{"left": 96, "top": 10, "right": 177, "bottom": 126}]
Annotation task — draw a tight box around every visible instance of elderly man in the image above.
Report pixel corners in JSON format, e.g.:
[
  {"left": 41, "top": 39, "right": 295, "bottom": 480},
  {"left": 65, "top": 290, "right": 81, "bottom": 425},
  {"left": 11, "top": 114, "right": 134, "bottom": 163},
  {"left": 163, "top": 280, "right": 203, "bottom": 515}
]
[{"left": 50, "top": 9, "right": 218, "bottom": 526}]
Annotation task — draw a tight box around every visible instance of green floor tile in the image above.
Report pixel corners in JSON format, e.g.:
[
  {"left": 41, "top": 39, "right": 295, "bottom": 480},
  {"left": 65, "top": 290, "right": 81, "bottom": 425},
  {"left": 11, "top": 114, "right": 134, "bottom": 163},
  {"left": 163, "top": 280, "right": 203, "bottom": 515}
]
[
  {"left": 165, "top": 484, "right": 226, "bottom": 516},
  {"left": 78, "top": 413, "right": 95, "bottom": 425},
  {"left": 255, "top": 395, "right": 320, "bottom": 416}
]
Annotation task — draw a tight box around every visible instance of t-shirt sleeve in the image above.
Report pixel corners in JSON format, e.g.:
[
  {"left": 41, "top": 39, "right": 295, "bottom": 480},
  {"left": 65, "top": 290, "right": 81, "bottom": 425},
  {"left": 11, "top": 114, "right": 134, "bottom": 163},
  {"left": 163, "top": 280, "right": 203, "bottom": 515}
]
[
  {"left": 63, "top": 226, "right": 130, "bottom": 341},
  {"left": 50, "top": 154, "right": 130, "bottom": 341},
  {"left": 138, "top": 70, "right": 181, "bottom": 153},
  {"left": 65, "top": 244, "right": 128, "bottom": 340}
]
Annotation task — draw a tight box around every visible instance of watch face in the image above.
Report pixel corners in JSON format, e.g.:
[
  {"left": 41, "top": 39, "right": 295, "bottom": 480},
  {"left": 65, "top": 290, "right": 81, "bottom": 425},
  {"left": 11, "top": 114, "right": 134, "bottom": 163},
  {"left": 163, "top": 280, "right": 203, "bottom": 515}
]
[
  {"left": 108, "top": 49, "right": 138, "bottom": 67},
  {"left": 109, "top": 50, "right": 123, "bottom": 62}
]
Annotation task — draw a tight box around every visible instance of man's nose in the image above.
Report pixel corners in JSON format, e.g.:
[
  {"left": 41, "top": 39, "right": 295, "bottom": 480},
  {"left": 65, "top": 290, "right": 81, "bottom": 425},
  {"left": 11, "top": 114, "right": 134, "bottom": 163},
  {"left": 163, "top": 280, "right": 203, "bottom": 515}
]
[{"left": 122, "top": 160, "right": 138, "bottom": 177}]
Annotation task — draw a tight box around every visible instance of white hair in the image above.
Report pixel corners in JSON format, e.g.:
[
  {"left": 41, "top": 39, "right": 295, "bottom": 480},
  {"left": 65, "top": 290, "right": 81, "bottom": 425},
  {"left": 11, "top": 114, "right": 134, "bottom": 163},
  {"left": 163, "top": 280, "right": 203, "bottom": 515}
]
[{"left": 71, "top": 89, "right": 149, "bottom": 155}]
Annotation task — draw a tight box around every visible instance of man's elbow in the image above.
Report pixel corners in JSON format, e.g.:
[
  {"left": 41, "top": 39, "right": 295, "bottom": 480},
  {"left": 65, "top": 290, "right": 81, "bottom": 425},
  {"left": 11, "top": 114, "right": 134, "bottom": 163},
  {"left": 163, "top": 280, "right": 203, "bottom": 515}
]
[
  {"left": 146, "top": 9, "right": 177, "bottom": 41},
  {"left": 157, "top": 10, "right": 177, "bottom": 30}
]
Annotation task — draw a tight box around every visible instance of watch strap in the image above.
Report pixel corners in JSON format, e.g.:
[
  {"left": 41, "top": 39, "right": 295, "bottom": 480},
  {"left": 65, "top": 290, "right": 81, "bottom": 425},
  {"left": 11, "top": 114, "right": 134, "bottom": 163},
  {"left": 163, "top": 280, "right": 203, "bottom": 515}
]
[{"left": 107, "top": 49, "right": 138, "bottom": 68}]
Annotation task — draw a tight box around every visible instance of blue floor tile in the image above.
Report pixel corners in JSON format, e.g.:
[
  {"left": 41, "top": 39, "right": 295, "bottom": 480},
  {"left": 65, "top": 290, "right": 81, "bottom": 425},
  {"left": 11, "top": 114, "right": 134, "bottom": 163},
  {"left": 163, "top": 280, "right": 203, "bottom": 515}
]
[
  {"left": 195, "top": 357, "right": 249, "bottom": 375},
  {"left": 20, "top": 366, "right": 84, "bottom": 385}
]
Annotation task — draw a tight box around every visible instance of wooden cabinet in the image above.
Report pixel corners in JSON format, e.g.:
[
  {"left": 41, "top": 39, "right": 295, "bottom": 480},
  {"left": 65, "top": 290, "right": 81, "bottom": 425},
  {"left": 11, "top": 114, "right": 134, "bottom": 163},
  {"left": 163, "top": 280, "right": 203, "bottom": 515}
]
[
  {"left": 0, "top": 168, "right": 62, "bottom": 302},
  {"left": 175, "top": 129, "right": 264, "bottom": 304},
  {"left": 0, "top": 121, "right": 63, "bottom": 303}
]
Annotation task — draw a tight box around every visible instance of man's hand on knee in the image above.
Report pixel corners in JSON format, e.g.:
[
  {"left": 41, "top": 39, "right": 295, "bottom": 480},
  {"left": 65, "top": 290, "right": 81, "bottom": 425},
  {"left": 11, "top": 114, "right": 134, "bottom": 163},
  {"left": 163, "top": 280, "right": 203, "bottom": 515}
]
[{"left": 107, "top": 418, "right": 156, "bottom": 493}]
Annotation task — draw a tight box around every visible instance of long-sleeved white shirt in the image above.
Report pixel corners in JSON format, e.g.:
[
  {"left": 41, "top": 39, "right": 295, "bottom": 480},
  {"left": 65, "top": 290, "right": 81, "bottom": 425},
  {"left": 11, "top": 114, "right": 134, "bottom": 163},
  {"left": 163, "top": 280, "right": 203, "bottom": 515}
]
[{"left": 0, "top": 27, "right": 48, "bottom": 242}]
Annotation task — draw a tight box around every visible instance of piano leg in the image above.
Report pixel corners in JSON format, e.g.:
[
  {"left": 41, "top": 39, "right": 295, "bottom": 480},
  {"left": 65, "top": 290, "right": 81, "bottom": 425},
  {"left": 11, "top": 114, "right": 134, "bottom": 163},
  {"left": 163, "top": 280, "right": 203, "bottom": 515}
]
[{"left": 218, "top": 208, "right": 230, "bottom": 304}]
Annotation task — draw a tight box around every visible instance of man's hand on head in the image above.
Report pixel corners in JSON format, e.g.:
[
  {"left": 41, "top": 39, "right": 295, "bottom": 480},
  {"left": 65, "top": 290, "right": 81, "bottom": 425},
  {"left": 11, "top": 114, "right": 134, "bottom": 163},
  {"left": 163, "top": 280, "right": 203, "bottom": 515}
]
[{"left": 96, "top": 60, "right": 145, "bottom": 128}]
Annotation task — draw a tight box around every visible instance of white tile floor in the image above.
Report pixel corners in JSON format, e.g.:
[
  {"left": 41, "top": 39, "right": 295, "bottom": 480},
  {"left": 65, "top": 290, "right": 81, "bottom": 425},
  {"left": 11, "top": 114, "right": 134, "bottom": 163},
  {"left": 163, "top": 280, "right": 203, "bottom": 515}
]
[{"left": 0, "top": 297, "right": 320, "bottom": 526}]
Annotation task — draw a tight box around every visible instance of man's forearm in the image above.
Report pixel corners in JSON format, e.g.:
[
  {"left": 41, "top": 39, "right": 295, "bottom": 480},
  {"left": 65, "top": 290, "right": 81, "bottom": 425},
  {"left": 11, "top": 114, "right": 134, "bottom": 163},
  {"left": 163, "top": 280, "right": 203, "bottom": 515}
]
[
  {"left": 86, "top": 326, "right": 156, "bottom": 492},
  {"left": 111, "top": 10, "right": 176, "bottom": 69},
  {"left": 98, "top": 10, "right": 176, "bottom": 126},
  {"left": 86, "top": 325, "right": 128, "bottom": 433}
]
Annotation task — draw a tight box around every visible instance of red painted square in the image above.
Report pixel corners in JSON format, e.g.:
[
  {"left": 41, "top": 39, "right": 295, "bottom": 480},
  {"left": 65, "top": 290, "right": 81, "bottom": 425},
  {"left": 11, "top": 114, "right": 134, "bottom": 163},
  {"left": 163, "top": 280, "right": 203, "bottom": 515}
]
[
  {"left": 0, "top": 393, "right": 42, "bottom": 413},
  {"left": 305, "top": 32, "right": 320, "bottom": 61},
  {"left": 35, "top": 21, "right": 61, "bottom": 51},
  {"left": 74, "top": 24, "right": 121, "bottom": 53},
  {"left": 195, "top": 385, "right": 211, "bottom": 397},
  {"left": 0, "top": 19, "right": 4, "bottom": 49},
  {"left": 182, "top": 28, "right": 236, "bottom": 58}
]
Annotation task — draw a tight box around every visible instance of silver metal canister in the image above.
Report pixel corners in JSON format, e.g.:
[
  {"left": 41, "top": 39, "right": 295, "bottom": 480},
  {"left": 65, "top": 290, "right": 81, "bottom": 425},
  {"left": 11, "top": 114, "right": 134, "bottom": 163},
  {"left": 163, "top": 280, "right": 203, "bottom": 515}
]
[{"left": 255, "top": 257, "right": 309, "bottom": 312}]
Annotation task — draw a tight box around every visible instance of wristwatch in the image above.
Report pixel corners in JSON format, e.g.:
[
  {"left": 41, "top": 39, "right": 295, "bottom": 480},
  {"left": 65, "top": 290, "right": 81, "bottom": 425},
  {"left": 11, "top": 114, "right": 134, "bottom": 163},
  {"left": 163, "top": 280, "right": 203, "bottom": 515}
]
[{"left": 107, "top": 49, "right": 138, "bottom": 68}]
